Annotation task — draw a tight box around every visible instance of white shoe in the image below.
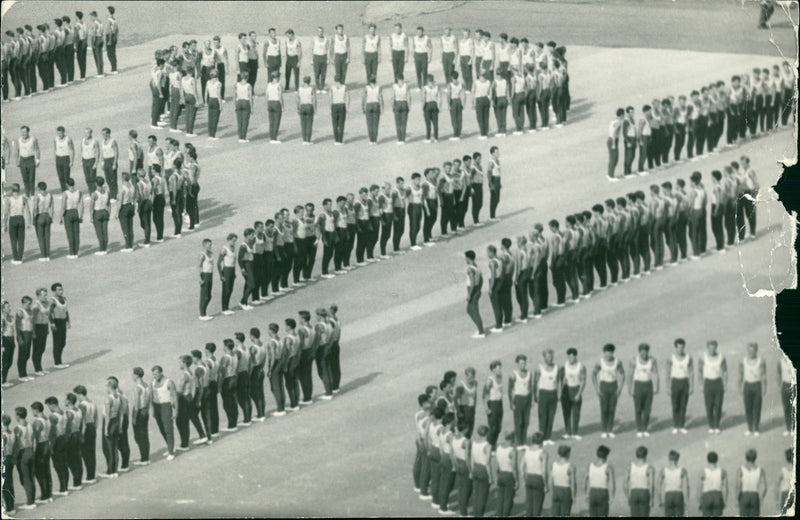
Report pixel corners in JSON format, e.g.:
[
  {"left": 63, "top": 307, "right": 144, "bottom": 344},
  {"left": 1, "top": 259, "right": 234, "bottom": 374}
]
[
  {"left": 241, "top": 304, "right": 253, "bottom": 311},
  {"left": 601, "top": 433, "right": 608, "bottom": 439},
  {"left": 19, "top": 504, "right": 36, "bottom": 510},
  {"left": 471, "top": 332, "right": 486, "bottom": 339},
  {"left": 489, "top": 327, "right": 503, "bottom": 333},
  {"left": 410, "top": 245, "right": 423, "bottom": 251},
  {"left": 222, "top": 310, "right": 235, "bottom": 316},
  {"left": 572, "top": 434, "right": 582, "bottom": 440},
  {"left": 166, "top": 454, "right": 175, "bottom": 461},
  {"left": 55, "top": 363, "right": 70, "bottom": 369},
  {"left": 512, "top": 131, "right": 523, "bottom": 136},
  {"left": 199, "top": 316, "right": 213, "bottom": 321},
  {"left": 255, "top": 416, "right": 265, "bottom": 422},
  {"left": 744, "top": 430, "right": 752, "bottom": 436},
  {"left": 272, "top": 411, "right": 287, "bottom": 417},
  {"left": 636, "top": 432, "right": 643, "bottom": 438},
  {"left": 241, "top": 421, "right": 252, "bottom": 427},
  {"left": 133, "top": 461, "right": 150, "bottom": 466},
  {"left": 334, "top": 270, "right": 347, "bottom": 275},
  {"left": 321, "top": 274, "right": 335, "bottom": 279},
  {"left": 679, "top": 428, "right": 688, "bottom": 434},
  {"left": 424, "top": 242, "right": 435, "bottom": 247},
  {"left": 3, "top": 382, "right": 16, "bottom": 388},
  {"left": 222, "top": 427, "right": 237, "bottom": 432},
  {"left": 185, "top": 133, "right": 198, "bottom": 137},
  {"left": 783, "top": 430, "right": 791, "bottom": 437},
  {"left": 752, "top": 431, "right": 760, "bottom": 437},
  {"left": 319, "top": 395, "right": 333, "bottom": 401},
  {"left": 68, "top": 485, "right": 82, "bottom": 491},
  {"left": 118, "top": 466, "right": 130, "bottom": 472},
  {"left": 193, "top": 438, "right": 209, "bottom": 445},
  {"left": 175, "top": 446, "right": 189, "bottom": 452},
  {"left": 607, "top": 432, "right": 616, "bottom": 439},
  {"left": 672, "top": 428, "right": 679, "bottom": 435},
  {"left": 120, "top": 248, "right": 134, "bottom": 253},
  {"left": 270, "top": 140, "right": 281, "bottom": 144},
  {"left": 642, "top": 431, "right": 650, "bottom": 437},
  {"left": 608, "top": 177, "right": 620, "bottom": 182},
  {"left": 514, "top": 319, "right": 528, "bottom": 324},
  {"left": 169, "top": 129, "right": 181, "bottom": 133},
  {"left": 355, "top": 261, "right": 367, "bottom": 266},
  {"left": 708, "top": 429, "right": 715, "bottom": 434}
]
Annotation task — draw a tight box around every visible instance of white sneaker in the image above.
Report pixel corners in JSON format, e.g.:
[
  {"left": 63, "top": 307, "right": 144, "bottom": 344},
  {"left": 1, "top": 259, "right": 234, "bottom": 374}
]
[
  {"left": 241, "top": 304, "right": 253, "bottom": 311},
  {"left": 708, "top": 429, "right": 715, "bottom": 434},
  {"left": 185, "top": 133, "right": 198, "bottom": 138},
  {"left": 199, "top": 316, "right": 213, "bottom": 321},
  {"left": 783, "top": 430, "right": 791, "bottom": 437},
  {"left": 471, "top": 332, "right": 486, "bottom": 339},
  {"left": 607, "top": 432, "right": 616, "bottom": 439},
  {"left": 222, "top": 310, "right": 235, "bottom": 316},
  {"left": 489, "top": 327, "right": 504, "bottom": 333},
  {"left": 643, "top": 431, "right": 650, "bottom": 437},
  {"left": 175, "top": 446, "right": 189, "bottom": 452},
  {"left": 636, "top": 432, "right": 643, "bottom": 438},
  {"left": 222, "top": 427, "right": 237, "bottom": 432},
  {"left": 166, "top": 454, "right": 175, "bottom": 461},
  {"left": 410, "top": 245, "right": 423, "bottom": 251},
  {"left": 321, "top": 274, "right": 335, "bottom": 279},
  {"left": 601, "top": 433, "right": 608, "bottom": 439},
  {"left": 744, "top": 430, "right": 752, "bottom": 436},
  {"left": 672, "top": 428, "right": 679, "bottom": 435},
  {"left": 572, "top": 434, "right": 582, "bottom": 440},
  {"left": 334, "top": 270, "right": 347, "bottom": 275},
  {"left": 319, "top": 395, "right": 333, "bottom": 400},
  {"left": 679, "top": 428, "right": 688, "bottom": 434},
  {"left": 752, "top": 431, "right": 760, "bottom": 437},
  {"left": 272, "top": 411, "right": 287, "bottom": 417}
]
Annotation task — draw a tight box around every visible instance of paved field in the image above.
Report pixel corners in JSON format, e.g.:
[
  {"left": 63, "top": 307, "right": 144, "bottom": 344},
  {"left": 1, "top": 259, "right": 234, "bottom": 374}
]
[{"left": 1, "top": 0, "right": 797, "bottom": 518}]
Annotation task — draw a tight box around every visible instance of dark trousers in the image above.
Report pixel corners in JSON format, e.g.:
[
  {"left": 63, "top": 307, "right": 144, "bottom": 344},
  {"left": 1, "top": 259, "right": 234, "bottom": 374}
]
[
  {"left": 93, "top": 210, "right": 109, "bottom": 252},
  {"left": 284, "top": 363, "right": 300, "bottom": 408},
  {"left": 268, "top": 101, "right": 282, "bottom": 141},
  {"left": 152, "top": 194, "right": 165, "bottom": 240},
  {"left": 92, "top": 41, "right": 104, "bottom": 75},
  {"left": 81, "top": 422, "right": 96, "bottom": 480},
  {"left": 538, "top": 389, "right": 558, "bottom": 440},
  {"left": 281, "top": 55, "right": 298, "bottom": 90},
  {"left": 449, "top": 99, "right": 463, "bottom": 138},
  {"left": 599, "top": 381, "right": 618, "bottom": 433},
  {"left": 673, "top": 123, "right": 686, "bottom": 160},
  {"left": 67, "top": 432, "right": 83, "bottom": 486},
  {"left": 153, "top": 402, "right": 175, "bottom": 454},
  {"left": 55, "top": 156, "right": 71, "bottom": 191},
  {"left": 331, "top": 103, "right": 346, "bottom": 143},
  {"left": 76, "top": 40, "right": 88, "bottom": 79},
  {"left": 102, "top": 417, "right": 120, "bottom": 473},
  {"left": 175, "top": 395, "right": 192, "bottom": 448},
  {"left": 525, "top": 90, "right": 538, "bottom": 130},
  {"left": 392, "top": 207, "right": 405, "bottom": 251},
  {"left": 525, "top": 474, "right": 546, "bottom": 516},
  {"left": 379, "top": 213, "right": 393, "bottom": 255},
  {"left": 782, "top": 382, "right": 796, "bottom": 432},
  {"left": 132, "top": 409, "right": 150, "bottom": 462},
  {"left": 329, "top": 341, "right": 342, "bottom": 392},
  {"left": 513, "top": 394, "right": 532, "bottom": 445},
  {"left": 236, "top": 371, "right": 252, "bottom": 422},
  {"left": 711, "top": 206, "right": 725, "bottom": 251},
  {"left": 638, "top": 137, "right": 651, "bottom": 172},
  {"left": 138, "top": 200, "right": 153, "bottom": 244},
  {"left": 333, "top": 54, "right": 347, "bottom": 83},
  {"left": 423, "top": 202, "right": 439, "bottom": 243},
  {"left": 316, "top": 346, "right": 334, "bottom": 396},
  {"left": 208, "top": 380, "right": 220, "bottom": 435},
  {"left": 533, "top": 261, "right": 549, "bottom": 313},
  {"left": 35, "top": 213, "right": 53, "bottom": 258},
  {"left": 629, "top": 489, "right": 651, "bottom": 517},
  {"left": 220, "top": 376, "right": 238, "bottom": 428},
  {"left": 7, "top": 215, "right": 25, "bottom": 261},
  {"left": 560, "top": 386, "right": 582, "bottom": 435},
  {"left": 250, "top": 366, "right": 266, "bottom": 418},
  {"left": 312, "top": 55, "right": 327, "bottom": 90},
  {"left": 739, "top": 491, "right": 760, "bottom": 517},
  {"left": 515, "top": 269, "right": 531, "bottom": 319},
  {"left": 456, "top": 465, "right": 473, "bottom": 515},
  {"left": 689, "top": 209, "right": 704, "bottom": 256},
  {"left": 206, "top": 97, "right": 221, "bottom": 139},
  {"left": 470, "top": 185, "right": 483, "bottom": 224},
  {"left": 221, "top": 267, "right": 235, "bottom": 311},
  {"left": 664, "top": 491, "right": 685, "bottom": 517},
  {"left": 493, "top": 97, "right": 508, "bottom": 133},
  {"left": 471, "top": 466, "right": 490, "bottom": 516},
  {"left": 670, "top": 378, "right": 690, "bottom": 428},
  {"left": 52, "top": 318, "right": 67, "bottom": 365},
  {"left": 413, "top": 53, "right": 428, "bottom": 89},
  {"left": 607, "top": 138, "right": 619, "bottom": 178},
  {"left": 169, "top": 192, "right": 185, "bottom": 235},
  {"left": 423, "top": 102, "right": 439, "bottom": 140},
  {"left": 700, "top": 490, "right": 725, "bottom": 516},
  {"left": 466, "top": 286, "right": 484, "bottom": 334},
  {"left": 247, "top": 59, "right": 258, "bottom": 88},
  {"left": 199, "top": 272, "right": 213, "bottom": 316},
  {"left": 489, "top": 187, "right": 500, "bottom": 219},
  {"left": 499, "top": 275, "right": 513, "bottom": 324},
  {"left": 633, "top": 381, "right": 654, "bottom": 432},
  {"left": 270, "top": 370, "right": 286, "bottom": 412},
  {"left": 408, "top": 204, "right": 422, "bottom": 246},
  {"left": 34, "top": 445, "right": 52, "bottom": 500},
  {"left": 394, "top": 102, "right": 409, "bottom": 141},
  {"left": 723, "top": 200, "right": 736, "bottom": 245},
  {"left": 552, "top": 486, "right": 573, "bottom": 516},
  {"left": 475, "top": 96, "right": 491, "bottom": 136},
  {"left": 391, "top": 50, "right": 405, "bottom": 81},
  {"left": 119, "top": 203, "right": 135, "bottom": 248},
  {"left": 235, "top": 100, "right": 251, "bottom": 140},
  {"left": 32, "top": 324, "right": 48, "bottom": 372},
  {"left": 299, "top": 104, "right": 314, "bottom": 142},
  {"left": 363, "top": 52, "right": 378, "bottom": 80},
  {"left": 739, "top": 192, "right": 757, "bottom": 238},
  {"left": 490, "top": 283, "right": 503, "bottom": 329},
  {"left": 703, "top": 378, "right": 724, "bottom": 430},
  {"left": 16, "top": 447, "right": 35, "bottom": 505},
  {"left": 52, "top": 436, "right": 69, "bottom": 492},
  {"left": 551, "top": 256, "right": 567, "bottom": 304},
  {"left": 497, "top": 470, "right": 516, "bottom": 516},
  {"left": 365, "top": 102, "right": 381, "bottom": 143},
  {"left": 18, "top": 157, "right": 36, "bottom": 196},
  {"left": 106, "top": 42, "right": 117, "bottom": 72},
  {"left": 743, "top": 381, "right": 762, "bottom": 432},
  {"left": 486, "top": 399, "right": 503, "bottom": 449}
]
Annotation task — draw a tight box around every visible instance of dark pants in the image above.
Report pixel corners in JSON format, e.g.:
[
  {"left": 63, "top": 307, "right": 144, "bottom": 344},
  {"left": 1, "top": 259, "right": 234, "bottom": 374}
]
[
  {"left": 365, "top": 102, "right": 381, "bottom": 143},
  {"left": 16, "top": 447, "right": 35, "bottom": 505},
  {"left": 76, "top": 40, "right": 88, "bottom": 79},
  {"left": 19, "top": 157, "right": 36, "bottom": 196},
  {"left": 489, "top": 187, "right": 501, "bottom": 219},
  {"left": 739, "top": 192, "right": 756, "bottom": 238},
  {"left": 199, "top": 272, "right": 213, "bottom": 317},
  {"left": 629, "top": 489, "right": 651, "bottom": 517},
  {"left": 81, "top": 422, "right": 96, "bottom": 480},
  {"left": 670, "top": 378, "right": 689, "bottom": 428},
  {"left": 299, "top": 104, "right": 314, "bottom": 142},
  {"left": 312, "top": 55, "right": 327, "bottom": 90},
  {"left": 119, "top": 203, "right": 135, "bottom": 248},
  {"left": 471, "top": 184, "right": 483, "bottom": 224},
  {"left": 633, "top": 380, "right": 654, "bottom": 432},
  {"left": 235, "top": 100, "right": 251, "bottom": 140},
  {"left": 525, "top": 474, "right": 546, "bottom": 516},
  {"left": 497, "top": 470, "right": 516, "bottom": 516},
  {"left": 513, "top": 394, "right": 532, "bottom": 445},
  {"left": 91, "top": 41, "right": 104, "bottom": 75},
  {"left": 423, "top": 102, "right": 439, "bottom": 140},
  {"left": 106, "top": 42, "right": 117, "bottom": 72},
  {"left": 456, "top": 464, "right": 473, "bottom": 516},
  {"left": 102, "top": 417, "right": 120, "bottom": 473},
  {"left": 448, "top": 99, "right": 463, "bottom": 138},
  {"left": 52, "top": 436, "right": 70, "bottom": 492},
  {"left": 599, "top": 381, "right": 618, "bottom": 433},
  {"left": 268, "top": 101, "right": 282, "bottom": 141},
  {"left": 32, "top": 324, "right": 48, "bottom": 373},
  {"left": 710, "top": 206, "right": 725, "bottom": 251},
  {"left": 486, "top": 399, "right": 502, "bottom": 449},
  {"left": 392, "top": 207, "right": 405, "bottom": 251},
  {"left": 152, "top": 194, "right": 165, "bottom": 240},
  {"left": 560, "top": 386, "right": 582, "bottom": 435},
  {"left": 393, "top": 102, "right": 409, "bottom": 141},
  {"left": 153, "top": 402, "right": 175, "bottom": 454},
  {"left": 538, "top": 388, "right": 558, "bottom": 440},
  {"left": 391, "top": 50, "right": 405, "bottom": 82},
  {"left": 208, "top": 380, "right": 220, "bottom": 434},
  {"left": 526, "top": 90, "right": 538, "bottom": 130},
  {"left": 34, "top": 443, "right": 52, "bottom": 500},
  {"left": 175, "top": 395, "right": 193, "bottom": 448},
  {"left": 739, "top": 491, "right": 760, "bottom": 517},
  {"left": 67, "top": 432, "right": 83, "bottom": 486},
  {"left": 413, "top": 53, "right": 428, "bottom": 89},
  {"left": 552, "top": 486, "right": 573, "bottom": 516},
  {"left": 493, "top": 97, "right": 508, "bottom": 134},
  {"left": 703, "top": 378, "right": 724, "bottom": 430},
  {"left": 471, "top": 466, "right": 490, "bottom": 516},
  {"left": 673, "top": 123, "right": 686, "bottom": 160},
  {"left": 250, "top": 366, "right": 266, "bottom": 418},
  {"left": 55, "top": 156, "right": 71, "bottom": 191},
  {"left": 284, "top": 56, "right": 299, "bottom": 90},
  {"left": 331, "top": 103, "right": 346, "bottom": 143},
  {"left": 7, "top": 215, "right": 25, "bottom": 261},
  {"left": 329, "top": 341, "right": 342, "bottom": 392},
  {"left": 220, "top": 376, "right": 238, "bottom": 428},
  {"left": 490, "top": 283, "right": 503, "bottom": 329},
  {"left": 270, "top": 370, "right": 286, "bottom": 412},
  {"left": 743, "top": 381, "right": 762, "bottom": 432},
  {"left": 247, "top": 59, "right": 258, "bottom": 88},
  {"left": 475, "top": 96, "right": 491, "bottom": 136},
  {"left": 221, "top": 266, "right": 235, "bottom": 311},
  {"left": 782, "top": 382, "right": 796, "bottom": 432},
  {"left": 408, "top": 204, "right": 422, "bottom": 246},
  {"left": 236, "top": 371, "right": 252, "bottom": 422},
  {"left": 438, "top": 458, "right": 456, "bottom": 511},
  {"left": 466, "top": 286, "right": 484, "bottom": 334},
  {"left": 132, "top": 409, "right": 150, "bottom": 462},
  {"left": 52, "top": 318, "right": 67, "bottom": 365},
  {"left": 333, "top": 54, "right": 348, "bottom": 83},
  {"left": 700, "top": 490, "right": 724, "bottom": 516},
  {"left": 664, "top": 491, "right": 685, "bottom": 517}
]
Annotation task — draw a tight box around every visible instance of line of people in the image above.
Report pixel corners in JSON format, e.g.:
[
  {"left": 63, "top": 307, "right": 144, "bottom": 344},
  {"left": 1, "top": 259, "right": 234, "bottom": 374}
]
[
  {"left": 1, "top": 6, "right": 120, "bottom": 102},
  {"left": 149, "top": 29, "right": 571, "bottom": 144},
  {"left": 461, "top": 160, "right": 759, "bottom": 337},
  {"left": 0, "top": 305, "right": 343, "bottom": 515},
  {"left": 412, "top": 349, "right": 795, "bottom": 517},
  {"left": 606, "top": 62, "right": 795, "bottom": 180},
  {"left": 196, "top": 147, "right": 505, "bottom": 319},
  {"left": 1, "top": 283, "right": 72, "bottom": 388},
  {"left": 3, "top": 132, "right": 201, "bottom": 263}
]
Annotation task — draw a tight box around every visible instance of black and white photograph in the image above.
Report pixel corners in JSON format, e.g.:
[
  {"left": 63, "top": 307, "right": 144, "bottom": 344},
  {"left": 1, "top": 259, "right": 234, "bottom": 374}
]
[{"left": 0, "top": 0, "right": 798, "bottom": 517}]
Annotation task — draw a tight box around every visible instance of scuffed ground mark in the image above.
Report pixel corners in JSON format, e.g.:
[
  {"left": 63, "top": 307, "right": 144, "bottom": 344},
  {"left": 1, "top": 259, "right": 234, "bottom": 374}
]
[{"left": 361, "top": 1, "right": 467, "bottom": 24}]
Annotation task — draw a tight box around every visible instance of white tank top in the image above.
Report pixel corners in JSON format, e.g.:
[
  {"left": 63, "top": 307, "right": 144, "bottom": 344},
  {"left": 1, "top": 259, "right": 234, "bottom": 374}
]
[
  {"left": 589, "top": 463, "right": 608, "bottom": 489},
  {"left": 629, "top": 462, "right": 650, "bottom": 490},
  {"left": 18, "top": 137, "right": 35, "bottom": 157},
  {"left": 494, "top": 78, "right": 508, "bottom": 97},
  {"left": 703, "top": 467, "right": 722, "bottom": 491},
  {"left": 475, "top": 79, "right": 491, "bottom": 98},
  {"left": 286, "top": 39, "right": 300, "bottom": 56},
  {"left": 496, "top": 446, "right": 514, "bottom": 472},
  {"left": 513, "top": 370, "right": 531, "bottom": 396},
  {"left": 6, "top": 196, "right": 24, "bottom": 216},
  {"left": 670, "top": 354, "right": 690, "bottom": 379},
  {"left": 364, "top": 34, "right": 379, "bottom": 53},
  {"left": 206, "top": 79, "right": 221, "bottom": 99},
  {"left": 93, "top": 189, "right": 109, "bottom": 210},
  {"left": 55, "top": 136, "right": 71, "bottom": 156},
  {"left": 459, "top": 39, "right": 473, "bottom": 55},
  {"left": 441, "top": 35, "right": 456, "bottom": 53},
  {"left": 312, "top": 36, "right": 328, "bottom": 55},
  {"left": 497, "top": 43, "right": 510, "bottom": 62},
  {"left": 781, "top": 357, "right": 796, "bottom": 385},
  {"left": 703, "top": 353, "right": 724, "bottom": 380},
  {"left": 599, "top": 358, "right": 619, "bottom": 383},
  {"left": 564, "top": 362, "right": 582, "bottom": 387},
  {"left": 424, "top": 84, "right": 438, "bottom": 104},
  {"left": 472, "top": 441, "right": 489, "bottom": 466},
  {"left": 391, "top": 33, "right": 406, "bottom": 51},
  {"left": 452, "top": 437, "right": 467, "bottom": 461},
  {"left": 102, "top": 138, "right": 116, "bottom": 159},
  {"left": 633, "top": 357, "right": 653, "bottom": 382},
  {"left": 64, "top": 189, "right": 82, "bottom": 209},
  {"left": 539, "top": 364, "right": 558, "bottom": 391},
  {"left": 365, "top": 84, "right": 380, "bottom": 103},
  {"left": 413, "top": 35, "right": 428, "bottom": 53},
  {"left": 147, "top": 146, "right": 161, "bottom": 167},
  {"left": 152, "top": 378, "right": 172, "bottom": 403},
  {"left": 663, "top": 467, "right": 683, "bottom": 492},
  {"left": 236, "top": 82, "right": 252, "bottom": 100},
  {"left": 18, "top": 308, "right": 32, "bottom": 331},
  {"left": 743, "top": 356, "right": 761, "bottom": 383},
  {"left": 393, "top": 82, "right": 409, "bottom": 102},
  {"left": 326, "top": 84, "right": 344, "bottom": 104},
  {"left": 482, "top": 41, "right": 494, "bottom": 61},
  {"left": 513, "top": 74, "right": 526, "bottom": 94},
  {"left": 333, "top": 35, "right": 348, "bottom": 54},
  {"left": 81, "top": 138, "right": 96, "bottom": 159},
  {"left": 265, "top": 38, "right": 280, "bottom": 56},
  {"left": 487, "top": 376, "right": 503, "bottom": 400},
  {"left": 450, "top": 82, "right": 463, "bottom": 99},
  {"left": 525, "top": 447, "right": 543, "bottom": 475},
  {"left": 298, "top": 85, "right": 313, "bottom": 105},
  {"left": 266, "top": 82, "right": 282, "bottom": 101},
  {"left": 552, "top": 461, "right": 570, "bottom": 487},
  {"left": 428, "top": 423, "right": 441, "bottom": 449},
  {"left": 740, "top": 466, "right": 760, "bottom": 492}
]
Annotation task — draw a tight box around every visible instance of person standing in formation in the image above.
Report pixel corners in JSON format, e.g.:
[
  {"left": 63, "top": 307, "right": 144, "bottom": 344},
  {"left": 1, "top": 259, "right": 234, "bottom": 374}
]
[
  {"left": 447, "top": 71, "right": 466, "bottom": 140},
  {"left": 665, "top": 337, "right": 693, "bottom": 434},
  {"left": 283, "top": 29, "right": 301, "bottom": 91},
  {"left": 494, "top": 433, "right": 518, "bottom": 517},
  {"left": 361, "top": 23, "right": 380, "bottom": 81},
  {"left": 629, "top": 343, "right": 659, "bottom": 438},
  {"left": 560, "top": 347, "right": 585, "bottom": 440},
  {"left": 130, "top": 366, "right": 152, "bottom": 466},
  {"left": 464, "top": 250, "right": 485, "bottom": 338},
  {"left": 248, "top": 328, "right": 267, "bottom": 421},
  {"left": 593, "top": 343, "right": 624, "bottom": 439},
  {"left": 739, "top": 342, "right": 766, "bottom": 436},
  {"left": 736, "top": 449, "right": 767, "bottom": 517},
  {"left": 297, "top": 76, "right": 316, "bottom": 144},
  {"left": 777, "top": 448, "right": 794, "bottom": 513},
  {"left": 48, "top": 283, "right": 70, "bottom": 369},
  {"left": 521, "top": 432, "right": 548, "bottom": 516},
  {"left": 658, "top": 450, "right": 690, "bottom": 517},
  {"left": 550, "top": 445, "right": 577, "bottom": 516},
  {"left": 15, "top": 126, "right": 40, "bottom": 197},
  {"left": 625, "top": 446, "right": 655, "bottom": 517},
  {"left": 492, "top": 68, "right": 509, "bottom": 136},
  {"left": 266, "top": 72, "right": 284, "bottom": 144},
  {"left": 391, "top": 74, "right": 411, "bottom": 144},
  {"left": 473, "top": 72, "right": 492, "bottom": 139},
  {"left": 234, "top": 72, "right": 253, "bottom": 143},
  {"left": 330, "top": 76, "right": 349, "bottom": 145},
  {"left": 3, "top": 183, "right": 31, "bottom": 265},
  {"left": 533, "top": 349, "right": 560, "bottom": 445},
  {"left": 312, "top": 27, "right": 329, "bottom": 92},
  {"left": 483, "top": 360, "right": 503, "bottom": 450},
  {"left": 263, "top": 28, "right": 281, "bottom": 83},
  {"left": 53, "top": 126, "right": 74, "bottom": 192},
  {"left": 30, "top": 401, "right": 53, "bottom": 503},
  {"left": 458, "top": 29, "right": 474, "bottom": 92},
  {"left": 508, "top": 354, "right": 532, "bottom": 446},
  {"left": 422, "top": 74, "right": 440, "bottom": 143},
  {"left": 30, "top": 288, "right": 51, "bottom": 376},
  {"left": 778, "top": 353, "right": 796, "bottom": 437},
  {"left": 150, "top": 365, "right": 177, "bottom": 461},
  {"left": 362, "top": 75, "right": 383, "bottom": 145},
  {"left": 413, "top": 394, "right": 431, "bottom": 494},
  {"left": 698, "top": 339, "right": 727, "bottom": 434},
  {"left": 267, "top": 323, "right": 287, "bottom": 417},
  {"left": 331, "top": 24, "right": 350, "bottom": 84},
  {"left": 116, "top": 172, "right": 136, "bottom": 252},
  {"left": 198, "top": 239, "right": 215, "bottom": 320}
]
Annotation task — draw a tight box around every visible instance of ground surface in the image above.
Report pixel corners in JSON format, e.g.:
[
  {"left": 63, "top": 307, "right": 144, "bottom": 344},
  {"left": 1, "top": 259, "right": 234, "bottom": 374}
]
[{"left": 1, "top": 0, "right": 797, "bottom": 517}]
